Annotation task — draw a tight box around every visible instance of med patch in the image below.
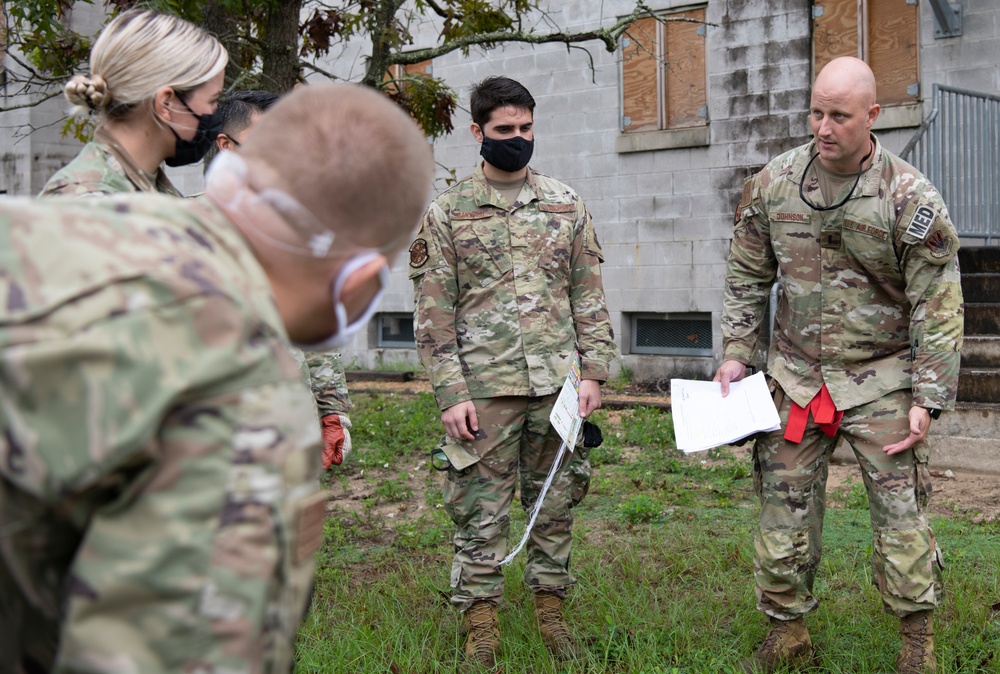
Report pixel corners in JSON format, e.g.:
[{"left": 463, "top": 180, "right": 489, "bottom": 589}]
[{"left": 904, "top": 204, "right": 937, "bottom": 242}]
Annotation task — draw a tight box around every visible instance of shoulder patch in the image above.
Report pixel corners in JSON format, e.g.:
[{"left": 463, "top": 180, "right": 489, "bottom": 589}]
[
  {"left": 735, "top": 177, "right": 753, "bottom": 224},
  {"left": 904, "top": 204, "right": 937, "bottom": 242},
  {"left": 925, "top": 229, "right": 956, "bottom": 260},
  {"left": 409, "top": 238, "right": 429, "bottom": 268}
]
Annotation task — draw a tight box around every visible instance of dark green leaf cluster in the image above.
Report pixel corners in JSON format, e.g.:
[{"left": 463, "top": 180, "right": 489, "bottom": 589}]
[{"left": 381, "top": 73, "right": 457, "bottom": 139}]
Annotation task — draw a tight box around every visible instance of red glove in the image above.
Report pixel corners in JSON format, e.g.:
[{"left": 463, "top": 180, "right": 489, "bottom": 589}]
[{"left": 321, "top": 414, "right": 351, "bottom": 469}]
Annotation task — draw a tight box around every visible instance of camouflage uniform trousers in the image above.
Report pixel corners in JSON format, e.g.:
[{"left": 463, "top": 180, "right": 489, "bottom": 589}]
[
  {"left": 442, "top": 394, "right": 591, "bottom": 612},
  {"left": 752, "top": 383, "right": 943, "bottom": 620}
]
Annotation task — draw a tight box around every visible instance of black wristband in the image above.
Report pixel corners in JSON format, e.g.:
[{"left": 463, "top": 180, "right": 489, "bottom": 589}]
[{"left": 927, "top": 408, "right": 942, "bottom": 420}]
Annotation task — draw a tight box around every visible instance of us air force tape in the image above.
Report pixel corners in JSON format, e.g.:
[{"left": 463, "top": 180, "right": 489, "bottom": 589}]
[{"left": 905, "top": 205, "right": 936, "bottom": 242}]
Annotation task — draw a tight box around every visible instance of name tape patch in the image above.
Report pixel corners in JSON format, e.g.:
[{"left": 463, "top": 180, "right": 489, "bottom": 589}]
[
  {"left": 905, "top": 205, "right": 936, "bottom": 242},
  {"left": 773, "top": 212, "right": 808, "bottom": 223}
]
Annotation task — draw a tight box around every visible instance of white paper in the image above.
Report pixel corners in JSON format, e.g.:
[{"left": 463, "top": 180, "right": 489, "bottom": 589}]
[
  {"left": 549, "top": 352, "right": 582, "bottom": 447},
  {"left": 670, "top": 371, "right": 781, "bottom": 453}
]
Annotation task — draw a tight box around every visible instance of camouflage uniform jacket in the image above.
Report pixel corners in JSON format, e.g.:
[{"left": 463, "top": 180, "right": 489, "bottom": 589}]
[
  {"left": 39, "top": 127, "right": 181, "bottom": 197},
  {"left": 722, "top": 135, "right": 964, "bottom": 411},
  {"left": 299, "top": 350, "right": 352, "bottom": 417},
  {"left": 0, "top": 194, "right": 323, "bottom": 672},
  {"left": 410, "top": 164, "right": 618, "bottom": 410}
]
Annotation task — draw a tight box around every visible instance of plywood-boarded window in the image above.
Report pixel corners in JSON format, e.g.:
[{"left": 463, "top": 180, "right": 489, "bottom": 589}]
[
  {"left": 621, "top": 7, "right": 707, "bottom": 134},
  {"left": 384, "top": 59, "right": 433, "bottom": 133},
  {"left": 813, "top": 0, "right": 919, "bottom": 106},
  {"left": 384, "top": 59, "right": 433, "bottom": 94}
]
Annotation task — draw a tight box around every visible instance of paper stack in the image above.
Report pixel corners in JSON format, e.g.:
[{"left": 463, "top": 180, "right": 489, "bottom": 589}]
[{"left": 670, "top": 371, "right": 781, "bottom": 453}]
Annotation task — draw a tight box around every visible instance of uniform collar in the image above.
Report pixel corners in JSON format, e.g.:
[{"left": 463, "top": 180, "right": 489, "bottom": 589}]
[
  {"left": 472, "top": 162, "right": 540, "bottom": 210},
  {"left": 791, "top": 133, "right": 883, "bottom": 202},
  {"left": 95, "top": 126, "right": 180, "bottom": 196}
]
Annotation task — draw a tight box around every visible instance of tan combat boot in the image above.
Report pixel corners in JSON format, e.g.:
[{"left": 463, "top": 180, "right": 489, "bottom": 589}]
[
  {"left": 897, "top": 610, "right": 937, "bottom": 674},
  {"left": 738, "top": 616, "right": 813, "bottom": 673},
  {"left": 533, "top": 592, "right": 584, "bottom": 661},
  {"left": 462, "top": 601, "right": 500, "bottom": 669}
]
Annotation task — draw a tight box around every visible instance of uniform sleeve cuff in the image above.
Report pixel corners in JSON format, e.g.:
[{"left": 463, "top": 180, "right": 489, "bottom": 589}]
[
  {"left": 580, "top": 361, "right": 609, "bottom": 383},
  {"left": 434, "top": 389, "right": 472, "bottom": 411},
  {"left": 722, "top": 344, "right": 754, "bottom": 364}
]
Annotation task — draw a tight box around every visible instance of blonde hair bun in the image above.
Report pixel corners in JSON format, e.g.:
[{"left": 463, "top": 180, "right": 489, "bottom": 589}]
[{"left": 65, "top": 74, "right": 109, "bottom": 110}]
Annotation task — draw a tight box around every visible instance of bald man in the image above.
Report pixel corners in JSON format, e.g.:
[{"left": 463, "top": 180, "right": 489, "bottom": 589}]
[
  {"left": 715, "top": 57, "right": 963, "bottom": 673},
  {"left": 0, "top": 83, "right": 432, "bottom": 673}
]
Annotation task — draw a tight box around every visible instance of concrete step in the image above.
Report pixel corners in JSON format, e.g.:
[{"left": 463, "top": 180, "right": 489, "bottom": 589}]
[
  {"left": 929, "top": 402, "right": 1000, "bottom": 439},
  {"left": 958, "top": 368, "right": 1000, "bottom": 403},
  {"left": 925, "top": 437, "right": 1000, "bottom": 474},
  {"left": 833, "top": 436, "right": 1000, "bottom": 474},
  {"left": 959, "top": 246, "right": 1000, "bottom": 274},
  {"left": 833, "top": 403, "right": 1000, "bottom": 474},
  {"left": 962, "top": 336, "right": 1000, "bottom": 368},
  {"left": 960, "top": 273, "right": 1000, "bottom": 303},
  {"left": 965, "top": 303, "right": 1000, "bottom": 335}
]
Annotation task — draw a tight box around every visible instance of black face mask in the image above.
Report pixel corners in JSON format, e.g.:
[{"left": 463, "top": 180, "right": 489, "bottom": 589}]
[
  {"left": 165, "top": 93, "right": 225, "bottom": 167},
  {"left": 480, "top": 133, "right": 534, "bottom": 173}
]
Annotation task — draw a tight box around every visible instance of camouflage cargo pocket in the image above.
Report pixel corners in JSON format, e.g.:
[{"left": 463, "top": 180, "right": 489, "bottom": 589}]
[
  {"left": 751, "top": 444, "right": 764, "bottom": 500},
  {"left": 913, "top": 442, "right": 933, "bottom": 511}
]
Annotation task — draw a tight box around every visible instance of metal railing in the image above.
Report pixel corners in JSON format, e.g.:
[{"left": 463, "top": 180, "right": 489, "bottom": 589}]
[{"left": 900, "top": 84, "right": 1000, "bottom": 244}]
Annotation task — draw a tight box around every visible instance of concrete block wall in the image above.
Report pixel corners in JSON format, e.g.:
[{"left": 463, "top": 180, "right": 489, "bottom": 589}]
[
  {"left": 339, "top": 0, "right": 1000, "bottom": 381},
  {"left": 0, "top": 0, "right": 996, "bottom": 383},
  {"left": 920, "top": 0, "right": 1000, "bottom": 95},
  {"left": 338, "top": 0, "right": 818, "bottom": 380}
]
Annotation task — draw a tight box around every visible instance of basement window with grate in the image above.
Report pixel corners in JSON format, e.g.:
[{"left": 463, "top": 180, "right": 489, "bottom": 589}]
[
  {"left": 376, "top": 313, "right": 416, "bottom": 349},
  {"left": 629, "top": 313, "right": 713, "bottom": 357}
]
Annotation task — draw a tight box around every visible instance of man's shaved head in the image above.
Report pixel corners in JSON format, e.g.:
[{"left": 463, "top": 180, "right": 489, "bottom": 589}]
[
  {"left": 809, "top": 56, "right": 880, "bottom": 173},
  {"left": 814, "top": 56, "right": 877, "bottom": 108},
  {"left": 240, "top": 83, "right": 433, "bottom": 252}
]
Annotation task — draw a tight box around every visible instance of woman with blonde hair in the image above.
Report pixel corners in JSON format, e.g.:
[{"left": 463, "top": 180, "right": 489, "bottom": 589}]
[{"left": 40, "top": 8, "right": 227, "bottom": 197}]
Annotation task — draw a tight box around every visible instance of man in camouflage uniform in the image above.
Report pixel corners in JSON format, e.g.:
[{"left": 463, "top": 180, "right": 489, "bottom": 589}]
[
  {"left": 0, "top": 84, "right": 432, "bottom": 674},
  {"left": 715, "top": 57, "right": 964, "bottom": 674},
  {"left": 207, "top": 90, "right": 354, "bottom": 470},
  {"left": 410, "top": 76, "right": 618, "bottom": 667}
]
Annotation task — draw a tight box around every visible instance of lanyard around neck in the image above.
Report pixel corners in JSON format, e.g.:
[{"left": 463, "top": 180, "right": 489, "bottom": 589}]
[{"left": 798, "top": 139, "right": 874, "bottom": 212}]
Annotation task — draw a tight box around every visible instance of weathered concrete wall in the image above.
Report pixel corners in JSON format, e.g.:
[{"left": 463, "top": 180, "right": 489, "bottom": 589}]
[
  {"left": 338, "top": 0, "right": 1000, "bottom": 381},
  {"left": 1, "top": 1, "right": 997, "bottom": 383},
  {"left": 340, "top": 0, "right": 818, "bottom": 378}
]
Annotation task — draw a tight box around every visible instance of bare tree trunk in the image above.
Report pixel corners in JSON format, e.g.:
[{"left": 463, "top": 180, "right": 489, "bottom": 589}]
[
  {"left": 361, "top": 0, "right": 406, "bottom": 89},
  {"left": 260, "top": 0, "right": 303, "bottom": 93},
  {"left": 200, "top": 1, "right": 246, "bottom": 87}
]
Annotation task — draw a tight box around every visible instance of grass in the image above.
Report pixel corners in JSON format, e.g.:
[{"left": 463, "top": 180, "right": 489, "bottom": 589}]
[{"left": 301, "top": 395, "right": 1000, "bottom": 673}]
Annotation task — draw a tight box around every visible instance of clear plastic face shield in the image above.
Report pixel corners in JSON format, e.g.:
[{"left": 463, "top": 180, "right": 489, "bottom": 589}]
[{"left": 205, "top": 151, "right": 403, "bottom": 350}]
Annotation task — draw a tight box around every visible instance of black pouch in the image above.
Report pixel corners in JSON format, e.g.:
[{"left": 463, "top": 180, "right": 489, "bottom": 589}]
[{"left": 582, "top": 421, "right": 603, "bottom": 448}]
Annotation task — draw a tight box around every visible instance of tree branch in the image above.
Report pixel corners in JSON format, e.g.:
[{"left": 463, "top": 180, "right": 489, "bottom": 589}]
[
  {"left": 299, "top": 60, "right": 343, "bottom": 81},
  {"left": 390, "top": 1, "right": 656, "bottom": 64},
  {"left": 423, "top": 0, "right": 458, "bottom": 21},
  {"left": 0, "top": 90, "right": 64, "bottom": 113}
]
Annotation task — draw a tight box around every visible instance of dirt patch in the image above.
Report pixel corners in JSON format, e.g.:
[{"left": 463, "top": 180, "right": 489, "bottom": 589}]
[{"left": 826, "top": 459, "right": 1000, "bottom": 522}]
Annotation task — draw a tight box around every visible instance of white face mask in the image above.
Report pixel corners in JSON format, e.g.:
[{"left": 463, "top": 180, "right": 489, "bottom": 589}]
[
  {"left": 292, "top": 251, "right": 390, "bottom": 351},
  {"left": 204, "top": 151, "right": 404, "bottom": 351}
]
